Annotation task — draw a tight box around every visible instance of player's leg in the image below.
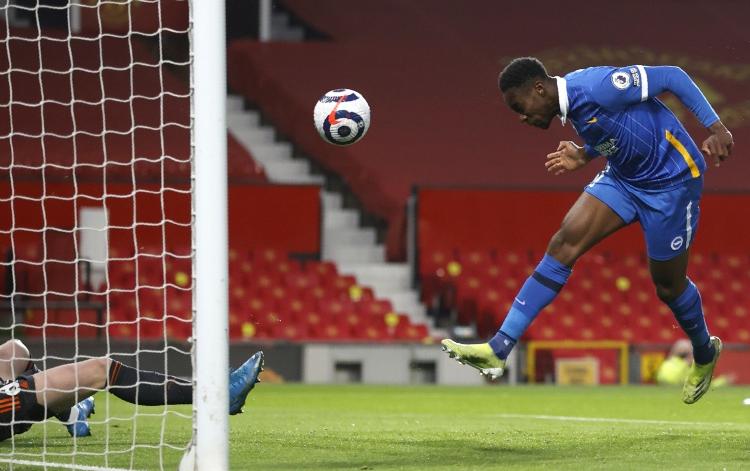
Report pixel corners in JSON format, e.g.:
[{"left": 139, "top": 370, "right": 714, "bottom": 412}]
[
  {"left": 487, "top": 192, "right": 628, "bottom": 355},
  {"left": 33, "top": 351, "right": 264, "bottom": 417},
  {"left": 649, "top": 251, "right": 714, "bottom": 360},
  {"left": 32, "top": 358, "right": 107, "bottom": 415},
  {"left": 0, "top": 339, "right": 35, "bottom": 381},
  {"left": 443, "top": 172, "right": 635, "bottom": 377},
  {"left": 642, "top": 177, "right": 720, "bottom": 403},
  {"left": 650, "top": 252, "right": 721, "bottom": 404},
  {"left": 33, "top": 357, "right": 192, "bottom": 416},
  {"left": 0, "top": 339, "right": 96, "bottom": 436}
]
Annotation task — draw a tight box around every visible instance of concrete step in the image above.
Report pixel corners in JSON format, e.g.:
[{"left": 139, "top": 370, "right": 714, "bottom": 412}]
[
  {"left": 273, "top": 28, "right": 305, "bottom": 42},
  {"left": 243, "top": 143, "right": 294, "bottom": 162},
  {"left": 326, "top": 244, "right": 385, "bottom": 264},
  {"left": 322, "top": 191, "right": 342, "bottom": 209},
  {"left": 263, "top": 159, "right": 311, "bottom": 177},
  {"left": 227, "top": 111, "right": 261, "bottom": 128},
  {"left": 324, "top": 209, "right": 359, "bottom": 229},
  {"left": 375, "top": 289, "right": 427, "bottom": 322},
  {"left": 268, "top": 173, "right": 325, "bottom": 184},
  {"left": 337, "top": 263, "right": 411, "bottom": 291},
  {"left": 271, "top": 13, "right": 305, "bottom": 42},
  {"left": 226, "top": 95, "right": 244, "bottom": 112},
  {"left": 271, "top": 13, "right": 289, "bottom": 29},
  {"left": 323, "top": 227, "right": 375, "bottom": 246},
  {"left": 231, "top": 127, "right": 275, "bottom": 145}
]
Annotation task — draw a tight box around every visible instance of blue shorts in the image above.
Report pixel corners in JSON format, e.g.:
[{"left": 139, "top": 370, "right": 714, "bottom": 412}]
[{"left": 584, "top": 167, "right": 703, "bottom": 261}]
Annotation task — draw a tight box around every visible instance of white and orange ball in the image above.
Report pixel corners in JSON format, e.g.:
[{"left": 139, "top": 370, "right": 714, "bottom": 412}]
[{"left": 313, "top": 88, "right": 371, "bottom": 146}]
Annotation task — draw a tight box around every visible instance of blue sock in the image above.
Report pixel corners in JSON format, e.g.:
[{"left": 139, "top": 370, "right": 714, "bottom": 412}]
[
  {"left": 488, "top": 254, "right": 571, "bottom": 359},
  {"left": 668, "top": 280, "right": 715, "bottom": 365}
]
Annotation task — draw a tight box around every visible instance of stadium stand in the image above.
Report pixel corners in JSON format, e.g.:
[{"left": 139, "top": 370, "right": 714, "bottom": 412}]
[
  {"left": 228, "top": 0, "right": 750, "bottom": 259},
  {"left": 416, "top": 187, "right": 750, "bottom": 346},
  {"left": 0, "top": 26, "right": 265, "bottom": 184},
  {"left": 18, "top": 246, "right": 432, "bottom": 344},
  {"left": 421, "top": 247, "right": 750, "bottom": 344}
]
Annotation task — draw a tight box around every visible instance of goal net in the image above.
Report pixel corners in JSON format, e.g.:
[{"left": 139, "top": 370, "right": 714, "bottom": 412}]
[{"left": 0, "top": 1, "right": 222, "bottom": 469}]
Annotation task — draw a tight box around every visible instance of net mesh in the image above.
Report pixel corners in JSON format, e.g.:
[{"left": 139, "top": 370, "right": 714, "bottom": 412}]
[{"left": 0, "top": 1, "right": 192, "bottom": 469}]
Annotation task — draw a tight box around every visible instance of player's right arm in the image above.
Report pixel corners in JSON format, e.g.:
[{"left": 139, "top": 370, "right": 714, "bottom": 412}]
[{"left": 545, "top": 141, "right": 594, "bottom": 175}]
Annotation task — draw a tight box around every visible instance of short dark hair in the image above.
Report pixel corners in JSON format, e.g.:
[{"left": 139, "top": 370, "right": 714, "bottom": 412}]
[{"left": 498, "top": 57, "right": 548, "bottom": 92}]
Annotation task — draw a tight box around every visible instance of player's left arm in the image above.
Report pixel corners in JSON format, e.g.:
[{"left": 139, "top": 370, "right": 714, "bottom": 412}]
[
  {"left": 593, "top": 65, "right": 734, "bottom": 166},
  {"left": 644, "top": 66, "right": 733, "bottom": 166}
]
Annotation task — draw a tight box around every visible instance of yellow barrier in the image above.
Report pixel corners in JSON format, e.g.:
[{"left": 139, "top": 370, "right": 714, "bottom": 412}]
[{"left": 526, "top": 340, "right": 629, "bottom": 385}]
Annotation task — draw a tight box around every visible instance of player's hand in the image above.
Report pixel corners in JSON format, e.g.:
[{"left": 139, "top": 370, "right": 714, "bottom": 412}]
[
  {"left": 545, "top": 141, "right": 590, "bottom": 175},
  {"left": 702, "top": 121, "right": 733, "bottom": 167}
]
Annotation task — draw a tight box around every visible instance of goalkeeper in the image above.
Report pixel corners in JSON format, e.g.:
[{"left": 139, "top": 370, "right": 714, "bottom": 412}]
[
  {"left": 0, "top": 339, "right": 95, "bottom": 438},
  {"left": 0, "top": 338, "right": 263, "bottom": 442}
]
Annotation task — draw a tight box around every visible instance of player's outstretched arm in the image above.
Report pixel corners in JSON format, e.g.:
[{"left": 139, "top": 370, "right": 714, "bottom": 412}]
[
  {"left": 644, "top": 66, "right": 720, "bottom": 127},
  {"left": 644, "top": 66, "right": 734, "bottom": 166},
  {"left": 593, "top": 65, "right": 735, "bottom": 167},
  {"left": 595, "top": 65, "right": 719, "bottom": 127},
  {"left": 545, "top": 141, "right": 594, "bottom": 175}
]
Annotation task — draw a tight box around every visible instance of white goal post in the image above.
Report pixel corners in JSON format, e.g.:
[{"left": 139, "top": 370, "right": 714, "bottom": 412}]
[{"left": 191, "top": 0, "right": 229, "bottom": 469}]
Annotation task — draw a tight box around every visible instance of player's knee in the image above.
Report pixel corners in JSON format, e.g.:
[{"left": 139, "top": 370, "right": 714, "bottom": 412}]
[
  {"left": 3, "top": 339, "right": 29, "bottom": 359},
  {"left": 654, "top": 281, "right": 684, "bottom": 303},
  {"left": 93, "top": 357, "right": 110, "bottom": 389},
  {"left": 546, "top": 229, "right": 582, "bottom": 266}
]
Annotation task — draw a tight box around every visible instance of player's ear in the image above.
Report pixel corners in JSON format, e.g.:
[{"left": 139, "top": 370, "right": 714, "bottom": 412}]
[{"left": 533, "top": 80, "right": 546, "bottom": 96}]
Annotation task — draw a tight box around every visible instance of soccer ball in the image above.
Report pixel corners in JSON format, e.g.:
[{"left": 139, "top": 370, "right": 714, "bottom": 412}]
[{"left": 313, "top": 88, "right": 371, "bottom": 146}]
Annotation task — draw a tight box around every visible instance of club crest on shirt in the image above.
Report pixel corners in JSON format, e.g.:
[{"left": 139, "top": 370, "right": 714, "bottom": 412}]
[
  {"left": 670, "top": 236, "right": 684, "bottom": 251},
  {"left": 611, "top": 71, "right": 631, "bottom": 90}
]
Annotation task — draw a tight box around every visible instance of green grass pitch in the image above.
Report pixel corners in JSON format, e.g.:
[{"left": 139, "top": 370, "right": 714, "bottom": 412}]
[{"left": 2, "top": 384, "right": 749, "bottom": 470}]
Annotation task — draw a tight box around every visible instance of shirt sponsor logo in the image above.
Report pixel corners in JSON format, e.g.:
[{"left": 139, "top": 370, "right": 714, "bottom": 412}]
[
  {"left": 0, "top": 380, "right": 20, "bottom": 396},
  {"left": 594, "top": 138, "right": 619, "bottom": 156},
  {"left": 611, "top": 71, "right": 631, "bottom": 90}
]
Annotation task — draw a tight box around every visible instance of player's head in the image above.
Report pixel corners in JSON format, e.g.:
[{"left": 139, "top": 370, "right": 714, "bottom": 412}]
[{"left": 498, "top": 57, "right": 558, "bottom": 129}]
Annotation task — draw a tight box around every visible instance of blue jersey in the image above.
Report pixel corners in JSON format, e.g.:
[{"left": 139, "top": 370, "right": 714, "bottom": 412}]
[{"left": 558, "top": 65, "right": 719, "bottom": 190}]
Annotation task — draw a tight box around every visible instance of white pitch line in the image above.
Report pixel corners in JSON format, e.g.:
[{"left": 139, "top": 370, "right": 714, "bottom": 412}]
[
  {"left": 0, "top": 458, "right": 141, "bottom": 471},
  {"left": 495, "top": 413, "right": 750, "bottom": 428}
]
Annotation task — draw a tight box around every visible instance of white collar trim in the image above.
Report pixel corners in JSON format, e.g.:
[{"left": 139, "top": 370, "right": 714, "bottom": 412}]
[{"left": 555, "top": 76, "right": 569, "bottom": 125}]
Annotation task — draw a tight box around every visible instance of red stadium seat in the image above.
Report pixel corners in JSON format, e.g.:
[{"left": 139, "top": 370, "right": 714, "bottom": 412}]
[
  {"left": 454, "top": 275, "right": 483, "bottom": 324},
  {"left": 461, "top": 249, "right": 493, "bottom": 275},
  {"left": 356, "top": 299, "right": 393, "bottom": 317},
  {"left": 252, "top": 248, "right": 283, "bottom": 267},
  {"left": 301, "top": 285, "right": 329, "bottom": 305},
  {"left": 330, "top": 274, "right": 357, "bottom": 294},
  {"left": 308, "top": 261, "right": 338, "bottom": 279},
  {"left": 395, "top": 323, "right": 429, "bottom": 342},
  {"left": 319, "top": 298, "right": 354, "bottom": 319},
  {"left": 421, "top": 249, "right": 454, "bottom": 278},
  {"left": 357, "top": 323, "right": 389, "bottom": 341},
  {"left": 275, "top": 322, "right": 307, "bottom": 341}
]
